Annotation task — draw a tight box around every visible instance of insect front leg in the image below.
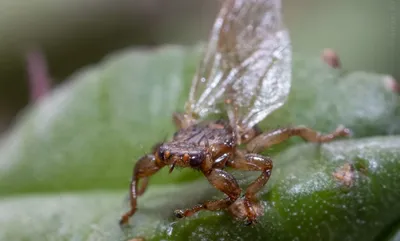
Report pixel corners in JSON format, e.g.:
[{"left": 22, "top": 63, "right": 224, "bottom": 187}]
[
  {"left": 246, "top": 125, "right": 351, "bottom": 153},
  {"left": 119, "top": 154, "right": 164, "bottom": 226},
  {"left": 227, "top": 151, "right": 273, "bottom": 224},
  {"left": 174, "top": 168, "right": 241, "bottom": 218}
]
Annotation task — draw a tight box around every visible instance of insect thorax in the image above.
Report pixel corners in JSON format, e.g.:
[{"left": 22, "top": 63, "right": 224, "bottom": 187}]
[
  {"left": 172, "top": 120, "right": 235, "bottom": 148},
  {"left": 157, "top": 120, "right": 232, "bottom": 160}
]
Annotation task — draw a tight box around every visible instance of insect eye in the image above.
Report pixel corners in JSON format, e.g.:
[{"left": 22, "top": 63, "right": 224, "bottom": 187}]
[
  {"left": 157, "top": 149, "right": 164, "bottom": 160},
  {"left": 189, "top": 153, "right": 204, "bottom": 167},
  {"left": 157, "top": 147, "right": 170, "bottom": 161}
]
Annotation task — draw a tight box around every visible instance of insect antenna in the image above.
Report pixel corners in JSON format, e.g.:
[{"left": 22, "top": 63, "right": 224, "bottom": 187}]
[
  {"left": 162, "top": 132, "right": 170, "bottom": 142},
  {"left": 158, "top": 130, "right": 170, "bottom": 144},
  {"left": 138, "top": 144, "right": 148, "bottom": 157}
]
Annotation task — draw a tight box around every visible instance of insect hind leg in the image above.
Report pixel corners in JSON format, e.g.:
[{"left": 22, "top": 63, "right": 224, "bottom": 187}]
[
  {"left": 227, "top": 151, "right": 273, "bottom": 224},
  {"left": 246, "top": 125, "right": 351, "bottom": 153}
]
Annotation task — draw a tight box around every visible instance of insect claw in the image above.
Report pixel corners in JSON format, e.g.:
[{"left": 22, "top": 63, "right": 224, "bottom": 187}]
[
  {"left": 244, "top": 219, "right": 253, "bottom": 226},
  {"left": 118, "top": 218, "right": 130, "bottom": 229},
  {"left": 174, "top": 210, "right": 185, "bottom": 218},
  {"left": 244, "top": 217, "right": 258, "bottom": 226},
  {"left": 335, "top": 125, "right": 353, "bottom": 137}
]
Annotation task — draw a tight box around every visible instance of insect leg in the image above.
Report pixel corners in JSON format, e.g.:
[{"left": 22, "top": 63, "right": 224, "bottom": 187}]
[
  {"left": 136, "top": 177, "right": 149, "bottom": 196},
  {"left": 227, "top": 151, "right": 273, "bottom": 224},
  {"left": 119, "top": 154, "right": 164, "bottom": 226},
  {"left": 246, "top": 125, "right": 351, "bottom": 153},
  {"left": 174, "top": 168, "right": 241, "bottom": 218}
]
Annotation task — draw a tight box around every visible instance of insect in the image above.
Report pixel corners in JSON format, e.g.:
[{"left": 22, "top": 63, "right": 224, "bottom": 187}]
[{"left": 119, "top": 0, "right": 350, "bottom": 226}]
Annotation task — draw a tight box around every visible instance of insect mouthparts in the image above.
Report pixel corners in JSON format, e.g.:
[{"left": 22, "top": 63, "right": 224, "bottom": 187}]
[{"left": 169, "top": 161, "right": 176, "bottom": 173}]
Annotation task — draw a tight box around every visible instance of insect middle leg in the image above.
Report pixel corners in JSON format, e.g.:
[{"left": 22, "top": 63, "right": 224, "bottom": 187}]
[
  {"left": 174, "top": 168, "right": 241, "bottom": 218},
  {"left": 246, "top": 125, "right": 351, "bottom": 153},
  {"left": 227, "top": 152, "right": 273, "bottom": 224},
  {"left": 119, "top": 154, "right": 164, "bottom": 226}
]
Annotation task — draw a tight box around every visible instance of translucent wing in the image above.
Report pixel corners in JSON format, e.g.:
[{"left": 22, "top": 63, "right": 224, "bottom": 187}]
[{"left": 186, "top": 0, "right": 291, "bottom": 130}]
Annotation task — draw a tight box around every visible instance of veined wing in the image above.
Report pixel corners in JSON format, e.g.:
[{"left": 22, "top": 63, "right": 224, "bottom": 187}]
[{"left": 186, "top": 0, "right": 292, "bottom": 131}]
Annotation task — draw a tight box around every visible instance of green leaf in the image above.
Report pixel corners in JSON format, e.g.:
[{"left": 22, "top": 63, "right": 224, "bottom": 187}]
[
  {"left": 0, "top": 46, "right": 200, "bottom": 195},
  {"left": 1, "top": 136, "right": 399, "bottom": 241},
  {"left": 0, "top": 45, "right": 399, "bottom": 196}
]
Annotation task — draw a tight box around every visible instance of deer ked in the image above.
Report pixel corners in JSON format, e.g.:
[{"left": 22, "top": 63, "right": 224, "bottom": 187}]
[{"left": 119, "top": 0, "right": 351, "bottom": 226}]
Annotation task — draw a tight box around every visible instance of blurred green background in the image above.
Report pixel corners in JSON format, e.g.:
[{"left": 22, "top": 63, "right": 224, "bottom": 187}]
[{"left": 0, "top": 0, "right": 399, "bottom": 134}]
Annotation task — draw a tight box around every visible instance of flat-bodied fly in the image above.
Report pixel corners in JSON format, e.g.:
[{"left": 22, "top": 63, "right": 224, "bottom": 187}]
[{"left": 119, "top": 0, "right": 350, "bottom": 226}]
